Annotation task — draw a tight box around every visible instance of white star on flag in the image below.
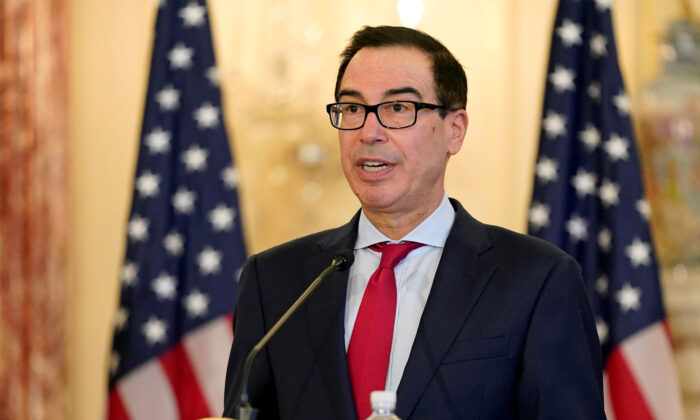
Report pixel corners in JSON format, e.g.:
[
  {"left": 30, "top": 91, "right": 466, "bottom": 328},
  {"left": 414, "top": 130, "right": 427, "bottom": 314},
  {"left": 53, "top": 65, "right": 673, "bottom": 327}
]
[
  {"left": 205, "top": 67, "right": 220, "bottom": 86},
  {"left": 178, "top": 2, "right": 206, "bottom": 27},
  {"left": 222, "top": 166, "right": 239, "bottom": 188},
  {"left": 613, "top": 92, "right": 631, "bottom": 115},
  {"left": 209, "top": 204, "right": 236, "bottom": 231},
  {"left": 579, "top": 124, "right": 601, "bottom": 150},
  {"left": 193, "top": 103, "right": 220, "bottom": 129},
  {"left": 590, "top": 33, "right": 608, "bottom": 57},
  {"left": 598, "top": 228, "right": 612, "bottom": 252},
  {"left": 151, "top": 273, "right": 177, "bottom": 300},
  {"left": 167, "top": 43, "right": 194, "bottom": 69},
  {"left": 636, "top": 199, "right": 651, "bottom": 220},
  {"left": 120, "top": 262, "right": 138, "bottom": 286},
  {"left": 145, "top": 128, "right": 171, "bottom": 154},
  {"left": 536, "top": 157, "right": 558, "bottom": 183},
  {"left": 599, "top": 179, "right": 620, "bottom": 207},
  {"left": 587, "top": 82, "right": 601, "bottom": 100},
  {"left": 197, "top": 247, "right": 222, "bottom": 275},
  {"left": 155, "top": 86, "right": 180, "bottom": 111},
  {"left": 616, "top": 283, "right": 642, "bottom": 312},
  {"left": 571, "top": 169, "right": 597, "bottom": 197},
  {"left": 626, "top": 237, "right": 652, "bottom": 267},
  {"left": 595, "top": 275, "right": 609, "bottom": 295},
  {"left": 172, "top": 188, "right": 196, "bottom": 214},
  {"left": 549, "top": 66, "right": 576, "bottom": 92},
  {"left": 604, "top": 134, "right": 630, "bottom": 161},
  {"left": 184, "top": 289, "right": 210, "bottom": 318},
  {"left": 595, "top": 0, "right": 612, "bottom": 11},
  {"left": 596, "top": 318, "right": 609, "bottom": 343},
  {"left": 110, "top": 352, "right": 120, "bottom": 374},
  {"left": 566, "top": 214, "right": 588, "bottom": 241},
  {"left": 543, "top": 111, "right": 567, "bottom": 139},
  {"left": 135, "top": 171, "right": 161, "bottom": 198},
  {"left": 114, "top": 307, "right": 129, "bottom": 330},
  {"left": 128, "top": 215, "right": 149, "bottom": 242},
  {"left": 163, "top": 231, "right": 184, "bottom": 256},
  {"left": 528, "top": 202, "right": 551, "bottom": 230},
  {"left": 182, "top": 145, "right": 208, "bottom": 172},
  {"left": 556, "top": 19, "right": 583, "bottom": 46},
  {"left": 142, "top": 316, "right": 168, "bottom": 345}
]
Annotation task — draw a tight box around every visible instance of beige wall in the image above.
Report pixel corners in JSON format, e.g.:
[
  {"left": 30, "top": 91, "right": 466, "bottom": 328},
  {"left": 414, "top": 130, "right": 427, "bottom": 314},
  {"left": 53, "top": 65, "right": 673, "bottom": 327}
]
[{"left": 67, "top": 1, "right": 685, "bottom": 419}]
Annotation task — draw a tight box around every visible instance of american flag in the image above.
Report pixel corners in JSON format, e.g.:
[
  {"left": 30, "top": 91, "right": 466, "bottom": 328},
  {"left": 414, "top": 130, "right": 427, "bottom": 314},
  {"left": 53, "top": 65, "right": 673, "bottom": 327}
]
[
  {"left": 528, "top": 1, "right": 684, "bottom": 418},
  {"left": 107, "top": 0, "right": 246, "bottom": 418}
]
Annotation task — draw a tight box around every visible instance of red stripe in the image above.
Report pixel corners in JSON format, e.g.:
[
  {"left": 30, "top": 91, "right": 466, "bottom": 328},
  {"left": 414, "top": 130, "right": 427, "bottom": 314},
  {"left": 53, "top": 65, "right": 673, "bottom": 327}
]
[
  {"left": 159, "top": 341, "right": 212, "bottom": 419},
  {"left": 107, "top": 389, "right": 130, "bottom": 420},
  {"left": 606, "top": 348, "right": 654, "bottom": 420}
]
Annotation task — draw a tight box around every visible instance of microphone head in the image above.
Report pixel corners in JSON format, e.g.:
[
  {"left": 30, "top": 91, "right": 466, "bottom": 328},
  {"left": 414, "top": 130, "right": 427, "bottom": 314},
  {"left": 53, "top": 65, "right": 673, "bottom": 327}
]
[{"left": 332, "top": 249, "right": 355, "bottom": 271}]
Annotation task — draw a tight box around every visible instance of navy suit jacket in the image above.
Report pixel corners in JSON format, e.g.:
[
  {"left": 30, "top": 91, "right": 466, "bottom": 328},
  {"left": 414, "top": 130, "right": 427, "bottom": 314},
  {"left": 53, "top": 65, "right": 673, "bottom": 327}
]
[{"left": 223, "top": 199, "right": 606, "bottom": 419}]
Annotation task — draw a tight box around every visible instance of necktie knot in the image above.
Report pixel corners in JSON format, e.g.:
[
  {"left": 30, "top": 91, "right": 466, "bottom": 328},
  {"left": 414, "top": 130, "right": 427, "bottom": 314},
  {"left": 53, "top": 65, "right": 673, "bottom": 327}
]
[{"left": 371, "top": 241, "right": 424, "bottom": 269}]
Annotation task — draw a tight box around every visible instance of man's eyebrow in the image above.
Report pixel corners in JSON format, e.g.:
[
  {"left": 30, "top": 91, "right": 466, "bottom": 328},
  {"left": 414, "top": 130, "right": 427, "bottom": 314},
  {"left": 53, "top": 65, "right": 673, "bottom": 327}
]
[
  {"left": 337, "top": 89, "right": 362, "bottom": 99},
  {"left": 385, "top": 86, "right": 422, "bottom": 98},
  {"left": 336, "top": 86, "right": 423, "bottom": 101}
]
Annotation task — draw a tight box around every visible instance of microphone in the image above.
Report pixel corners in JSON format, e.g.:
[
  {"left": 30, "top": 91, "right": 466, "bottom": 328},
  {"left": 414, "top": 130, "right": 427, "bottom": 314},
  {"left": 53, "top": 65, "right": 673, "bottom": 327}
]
[{"left": 236, "top": 250, "right": 355, "bottom": 420}]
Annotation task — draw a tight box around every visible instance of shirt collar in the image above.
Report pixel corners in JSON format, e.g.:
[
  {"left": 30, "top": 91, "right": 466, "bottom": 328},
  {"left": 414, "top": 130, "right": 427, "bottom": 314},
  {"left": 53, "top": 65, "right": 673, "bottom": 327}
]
[{"left": 355, "top": 193, "right": 455, "bottom": 249}]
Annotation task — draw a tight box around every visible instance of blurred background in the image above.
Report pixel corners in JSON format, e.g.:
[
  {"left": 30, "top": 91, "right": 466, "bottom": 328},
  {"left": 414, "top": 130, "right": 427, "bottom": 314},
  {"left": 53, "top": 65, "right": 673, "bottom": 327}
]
[{"left": 2, "top": 0, "right": 700, "bottom": 418}]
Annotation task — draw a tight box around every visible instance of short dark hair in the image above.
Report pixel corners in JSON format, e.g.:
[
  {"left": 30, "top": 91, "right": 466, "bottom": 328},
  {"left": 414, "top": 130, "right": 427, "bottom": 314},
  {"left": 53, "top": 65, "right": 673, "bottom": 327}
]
[{"left": 334, "top": 26, "right": 467, "bottom": 116}]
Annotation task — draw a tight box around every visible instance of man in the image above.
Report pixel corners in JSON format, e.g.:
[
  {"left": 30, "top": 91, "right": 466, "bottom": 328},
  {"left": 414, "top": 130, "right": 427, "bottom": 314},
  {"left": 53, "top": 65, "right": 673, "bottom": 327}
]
[{"left": 223, "top": 26, "right": 605, "bottom": 419}]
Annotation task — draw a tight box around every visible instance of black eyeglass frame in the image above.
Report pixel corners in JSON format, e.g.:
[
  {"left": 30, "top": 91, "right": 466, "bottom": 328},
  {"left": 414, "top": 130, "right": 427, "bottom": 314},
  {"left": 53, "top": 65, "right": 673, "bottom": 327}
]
[{"left": 325, "top": 100, "right": 446, "bottom": 130}]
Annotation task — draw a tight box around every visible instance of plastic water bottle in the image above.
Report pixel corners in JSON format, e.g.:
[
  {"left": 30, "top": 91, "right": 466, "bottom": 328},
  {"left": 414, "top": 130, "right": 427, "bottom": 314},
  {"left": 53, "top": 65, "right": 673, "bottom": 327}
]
[{"left": 366, "top": 390, "right": 401, "bottom": 420}]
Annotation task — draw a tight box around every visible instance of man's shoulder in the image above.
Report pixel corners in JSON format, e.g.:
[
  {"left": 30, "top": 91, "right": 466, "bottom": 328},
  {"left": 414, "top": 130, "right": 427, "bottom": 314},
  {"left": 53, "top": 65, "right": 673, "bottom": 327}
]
[
  {"left": 482, "top": 223, "right": 570, "bottom": 262},
  {"left": 450, "top": 198, "right": 570, "bottom": 265}
]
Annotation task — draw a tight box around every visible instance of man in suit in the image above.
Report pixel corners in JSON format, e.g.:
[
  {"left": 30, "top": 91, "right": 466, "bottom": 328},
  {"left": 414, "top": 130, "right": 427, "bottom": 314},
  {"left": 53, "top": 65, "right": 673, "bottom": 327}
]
[{"left": 223, "top": 26, "right": 605, "bottom": 419}]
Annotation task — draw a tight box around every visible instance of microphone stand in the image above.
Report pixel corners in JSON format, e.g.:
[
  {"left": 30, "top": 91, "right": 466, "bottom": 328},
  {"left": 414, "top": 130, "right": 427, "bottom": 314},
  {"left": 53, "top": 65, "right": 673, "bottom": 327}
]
[{"left": 236, "top": 252, "right": 353, "bottom": 420}]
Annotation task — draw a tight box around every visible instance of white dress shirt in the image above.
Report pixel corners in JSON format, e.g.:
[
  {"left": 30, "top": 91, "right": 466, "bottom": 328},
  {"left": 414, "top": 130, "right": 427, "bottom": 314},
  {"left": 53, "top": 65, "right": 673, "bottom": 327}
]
[{"left": 344, "top": 193, "right": 455, "bottom": 391}]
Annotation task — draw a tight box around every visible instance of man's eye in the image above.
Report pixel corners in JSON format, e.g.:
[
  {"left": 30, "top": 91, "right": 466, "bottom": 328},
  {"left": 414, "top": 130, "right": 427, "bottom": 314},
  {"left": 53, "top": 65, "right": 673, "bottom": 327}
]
[
  {"left": 390, "top": 103, "right": 409, "bottom": 113},
  {"left": 345, "top": 105, "right": 361, "bottom": 114}
]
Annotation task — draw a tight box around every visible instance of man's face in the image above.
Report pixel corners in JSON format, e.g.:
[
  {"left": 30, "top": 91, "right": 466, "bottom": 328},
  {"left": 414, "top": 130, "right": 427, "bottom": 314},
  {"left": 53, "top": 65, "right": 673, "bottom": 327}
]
[{"left": 337, "top": 46, "right": 467, "bottom": 219}]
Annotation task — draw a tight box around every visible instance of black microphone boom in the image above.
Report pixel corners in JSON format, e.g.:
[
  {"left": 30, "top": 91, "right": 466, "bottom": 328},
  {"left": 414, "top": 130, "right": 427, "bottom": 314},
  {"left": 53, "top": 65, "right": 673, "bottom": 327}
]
[{"left": 236, "top": 250, "right": 354, "bottom": 420}]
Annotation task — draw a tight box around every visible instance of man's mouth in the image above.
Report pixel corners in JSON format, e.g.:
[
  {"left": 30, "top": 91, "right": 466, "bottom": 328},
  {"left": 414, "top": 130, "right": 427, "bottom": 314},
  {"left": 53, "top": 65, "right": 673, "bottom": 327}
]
[{"left": 361, "top": 161, "right": 389, "bottom": 172}]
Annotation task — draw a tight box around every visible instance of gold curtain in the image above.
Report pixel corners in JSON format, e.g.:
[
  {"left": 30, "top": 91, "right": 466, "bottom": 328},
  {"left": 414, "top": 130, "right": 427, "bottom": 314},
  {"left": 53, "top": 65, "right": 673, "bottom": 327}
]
[{"left": 0, "top": 0, "right": 69, "bottom": 419}]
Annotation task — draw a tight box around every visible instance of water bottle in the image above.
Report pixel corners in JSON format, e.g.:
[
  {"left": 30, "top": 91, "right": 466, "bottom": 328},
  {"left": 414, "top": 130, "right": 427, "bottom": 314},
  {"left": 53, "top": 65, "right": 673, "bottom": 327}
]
[{"left": 366, "top": 390, "right": 401, "bottom": 420}]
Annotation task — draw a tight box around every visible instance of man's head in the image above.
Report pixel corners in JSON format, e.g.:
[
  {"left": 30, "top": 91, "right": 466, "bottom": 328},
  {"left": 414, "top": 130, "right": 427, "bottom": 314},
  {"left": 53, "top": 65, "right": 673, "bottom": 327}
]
[
  {"left": 335, "top": 26, "right": 467, "bottom": 116},
  {"left": 332, "top": 26, "right": 468, "bottom": 235}
]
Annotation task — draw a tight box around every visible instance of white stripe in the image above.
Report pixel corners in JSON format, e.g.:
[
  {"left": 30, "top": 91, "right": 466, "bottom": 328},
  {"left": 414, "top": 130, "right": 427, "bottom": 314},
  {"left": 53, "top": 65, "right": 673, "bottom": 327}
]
[
  {"left": 620, "top": 322, "right": 684, "bottom": 420},
  {"left": 184, "top": 317, "right": 234, "bottom": 415},
  {"left": 603, "top": 373, "right": 617, "bottom": 420},
  {"left": 118, "top": 359, "right": 179, "bottom": 420}
]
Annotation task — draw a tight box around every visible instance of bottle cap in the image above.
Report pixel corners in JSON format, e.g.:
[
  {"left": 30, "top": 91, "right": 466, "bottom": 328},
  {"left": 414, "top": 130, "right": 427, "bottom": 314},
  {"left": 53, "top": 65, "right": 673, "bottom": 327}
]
[{"left": 370, "top": 390, "right": 397, "bottom": 410}]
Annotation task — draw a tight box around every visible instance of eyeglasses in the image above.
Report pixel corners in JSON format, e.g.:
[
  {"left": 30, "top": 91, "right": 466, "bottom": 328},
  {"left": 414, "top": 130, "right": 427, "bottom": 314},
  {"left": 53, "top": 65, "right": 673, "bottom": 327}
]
[{"left": 325, "top": 101, "right": 445, "bottom": 130}]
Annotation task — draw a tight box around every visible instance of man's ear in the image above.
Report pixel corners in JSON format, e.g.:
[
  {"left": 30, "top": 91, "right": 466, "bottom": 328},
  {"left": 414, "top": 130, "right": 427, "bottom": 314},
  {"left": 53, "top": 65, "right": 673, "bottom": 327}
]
[{"left": 446, "top": 109, "right": 468, "bottom": 156}]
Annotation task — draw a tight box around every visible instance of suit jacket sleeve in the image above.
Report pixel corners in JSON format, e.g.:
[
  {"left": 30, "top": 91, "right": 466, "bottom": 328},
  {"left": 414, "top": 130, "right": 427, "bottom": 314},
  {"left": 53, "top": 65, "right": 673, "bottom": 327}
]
[
  {"left": 222, "top": 254, "right": 280, "bottom": 419},
  {"left": 516, "top": 254, "right": 606, "bottom": 419}
]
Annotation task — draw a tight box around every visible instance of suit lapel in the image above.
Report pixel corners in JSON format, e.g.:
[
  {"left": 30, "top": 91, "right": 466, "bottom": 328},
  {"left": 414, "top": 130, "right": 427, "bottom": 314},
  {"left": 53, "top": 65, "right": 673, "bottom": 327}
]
[
  {"left": 396, "top": 200, "right": 495, "bottom": 419},
  {"left": 304, "top": 212, "right": 359, "bottom": 420}
]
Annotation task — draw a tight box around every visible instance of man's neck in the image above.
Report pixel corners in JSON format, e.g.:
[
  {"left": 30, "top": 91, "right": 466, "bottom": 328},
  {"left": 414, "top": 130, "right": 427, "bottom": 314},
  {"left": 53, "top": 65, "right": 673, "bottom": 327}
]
[{"left": 362, "top": 194, "right": 445, "bottom": 240}]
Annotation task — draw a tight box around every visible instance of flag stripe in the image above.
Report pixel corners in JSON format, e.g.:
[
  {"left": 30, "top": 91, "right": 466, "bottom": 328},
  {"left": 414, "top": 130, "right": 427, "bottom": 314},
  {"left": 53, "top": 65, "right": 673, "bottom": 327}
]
[
  {"left": 160, "top": 342, "right": 212, "bottom": 418},
  {"left": 606, "top": 349, "right": 654, "bottom": 420},
  {"left": 183, "top": 317, "right": 234, "bottom": 415},
  {"left": 602, "top": 374, "right": 617, "bottom": 420},
  {"left": 118, "top": 360, "right": 179, "bottom": 420},
  {"left": 107, "top": 390, "right": 130, "bottom": 420},
  {"left": 620, "top": 322, "right": 684, "bottom": 420}
]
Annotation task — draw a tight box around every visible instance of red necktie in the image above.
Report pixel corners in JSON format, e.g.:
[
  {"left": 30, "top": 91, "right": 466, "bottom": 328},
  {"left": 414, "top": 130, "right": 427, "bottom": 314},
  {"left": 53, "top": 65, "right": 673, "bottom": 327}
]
[{"left": 347, "top": 241, "right": 424, "bottom": 419}]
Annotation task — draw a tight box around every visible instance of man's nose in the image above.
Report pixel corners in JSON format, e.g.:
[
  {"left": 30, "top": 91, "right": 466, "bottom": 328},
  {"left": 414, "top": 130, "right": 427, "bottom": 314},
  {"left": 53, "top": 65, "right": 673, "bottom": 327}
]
[{"left": 358, "top": 110, "right": 386, "bottom": 143}]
